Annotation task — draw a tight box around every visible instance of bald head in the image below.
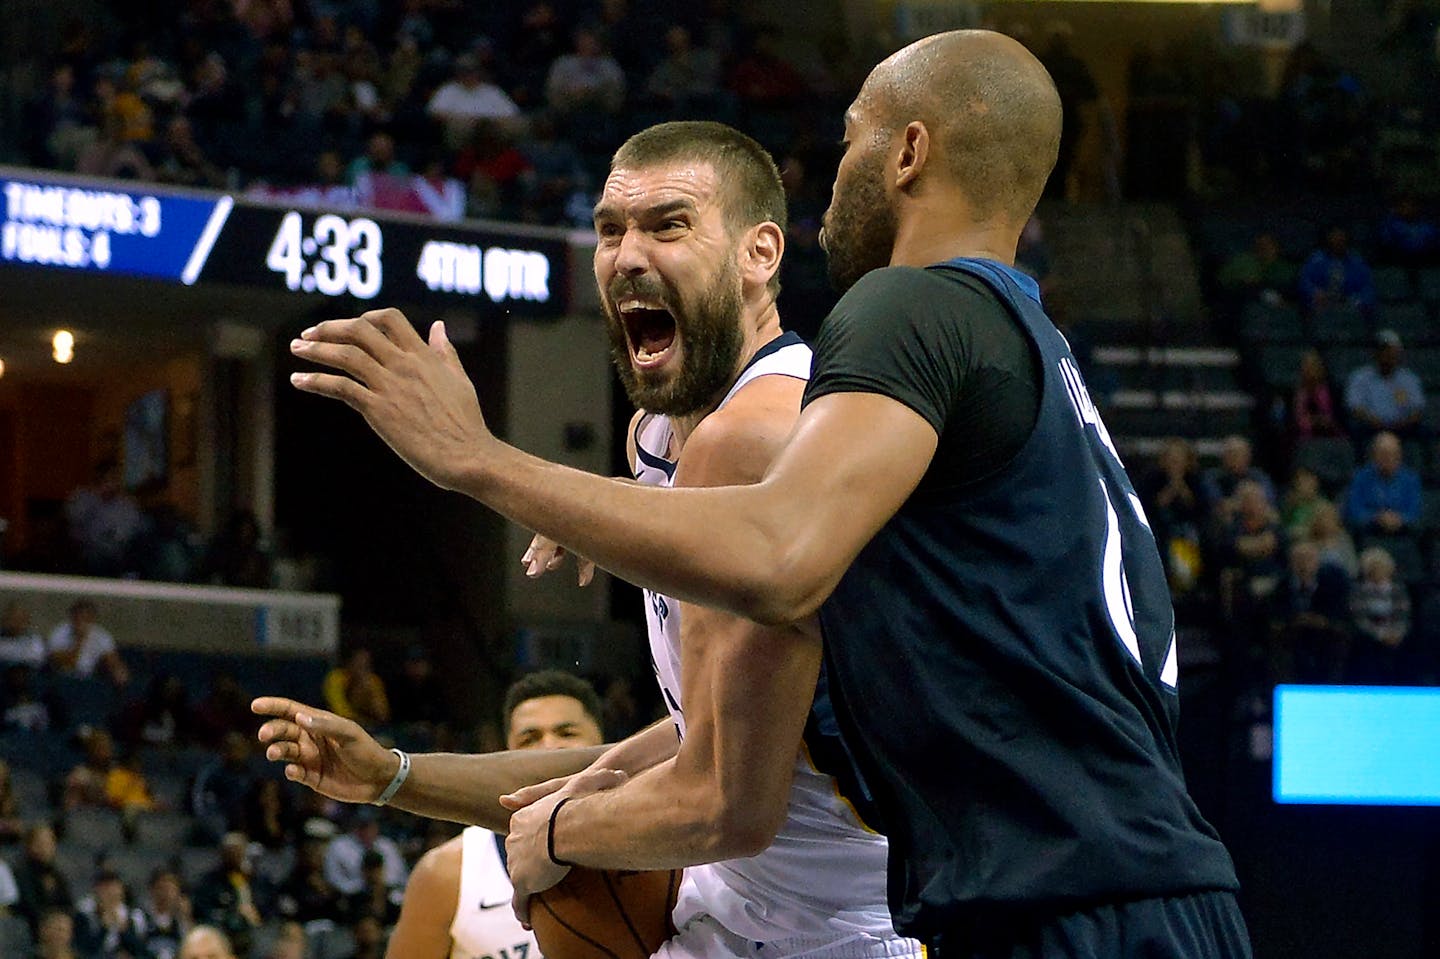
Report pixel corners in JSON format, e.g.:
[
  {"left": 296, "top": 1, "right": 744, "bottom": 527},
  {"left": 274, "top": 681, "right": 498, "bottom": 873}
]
[
  {"left": 180, "top": 927, "right": 235, "bottom": 959},
  {"left": 860, "top": 30, "right": 1061, "bottom": 222}
]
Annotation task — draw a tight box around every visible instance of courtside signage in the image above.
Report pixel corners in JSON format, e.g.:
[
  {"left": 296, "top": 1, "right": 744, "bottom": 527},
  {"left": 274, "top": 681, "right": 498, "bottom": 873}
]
[
  {"left": 1273, "top": 684, "right": 1440, "bottom": 805},
  {"left": 0, "top": 169, "right": 567, "bottom": 312}
]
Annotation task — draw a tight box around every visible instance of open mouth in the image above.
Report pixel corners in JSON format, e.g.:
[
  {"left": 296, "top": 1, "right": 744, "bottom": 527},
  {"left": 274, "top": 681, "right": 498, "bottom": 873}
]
[{"left": 618, "top": 299, "right": 678, "bottom": 369}]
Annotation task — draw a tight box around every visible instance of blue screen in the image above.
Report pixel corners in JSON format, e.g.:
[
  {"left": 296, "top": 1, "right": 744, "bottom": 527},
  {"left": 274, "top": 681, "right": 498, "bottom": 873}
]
[{"left": 1274, "top": 685, "right": 1440, "bottom": 805}]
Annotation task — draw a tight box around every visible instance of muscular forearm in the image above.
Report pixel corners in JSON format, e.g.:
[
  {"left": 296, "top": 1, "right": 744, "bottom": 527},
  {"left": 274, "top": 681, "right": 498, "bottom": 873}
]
[
  {"left": 551, "top": 758, "right": 774, "bottom": 871},
  {"left": 464, "top": 443, "right": 785, "bottom": 619},
  {"left": 392, "top": 746, "right": 607, "bottom": 830},
  {"left": 589, "top": 719, "right": 679, "bottom": 775}
]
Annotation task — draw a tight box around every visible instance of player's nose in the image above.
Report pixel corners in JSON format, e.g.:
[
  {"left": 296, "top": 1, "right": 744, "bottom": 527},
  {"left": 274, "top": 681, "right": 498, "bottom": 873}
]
[{"left": 613, "top": 229, "right": 651, "bottom": 278}]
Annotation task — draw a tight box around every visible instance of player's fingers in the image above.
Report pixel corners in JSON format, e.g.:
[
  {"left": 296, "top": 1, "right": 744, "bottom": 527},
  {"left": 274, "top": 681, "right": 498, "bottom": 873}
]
[
  {"left": 428, "top": 320, "right": 468, "bottom": 376},
  {"left": 290, "top": 339, "right": 387, "bottom": 387},
  {"left": 265, "top": 741, "right": 302, "bottom": 763},
  {"left": 364, "top": 308, "right": 426, "bottom": 352},
  {"left": 289, "top": 371, "right": 373, "bottom": 412},
  {"left": 256, "top": 719, "right": 303, "bottom": 744},
  {"left": 251, "top": 697, "right": 306, "bottom": 721},
  {"left": 499, "top": 776, "right": 568, "bottom": 810},
  {"left": 512, "top": 891, "right": 532, "bottom": 929},
  {"left": 570, "top": 767, "right": 628, "bottom": 796},
  {"left": 578, "top": 559, "right": 596, "bottom": 587},
  {"left": 302, "top": 316, "right": 405, "bottom": 364},
  {"left": 296, "top": 709, "right": 355, "bottom": 742}
]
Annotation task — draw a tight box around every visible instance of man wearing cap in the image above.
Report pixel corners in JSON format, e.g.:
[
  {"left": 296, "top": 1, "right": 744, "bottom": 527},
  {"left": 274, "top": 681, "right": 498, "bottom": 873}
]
[{"left": 1345, "top": 329, "right": 1426, "bottom": 443}]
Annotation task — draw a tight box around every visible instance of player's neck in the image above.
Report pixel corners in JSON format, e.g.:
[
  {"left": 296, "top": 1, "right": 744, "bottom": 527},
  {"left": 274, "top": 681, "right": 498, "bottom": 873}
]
[
  {"left": 889, "top": 209, "right": 1019, "bottom": 270},
  {"left": 670, "top": 302, "right": 783, "bottom": 450}
]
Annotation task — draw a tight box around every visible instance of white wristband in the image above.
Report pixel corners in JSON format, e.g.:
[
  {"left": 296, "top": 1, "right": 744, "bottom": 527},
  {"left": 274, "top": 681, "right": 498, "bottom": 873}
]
[{"left": 373, "top": 748, "right": 410, "bottom": 806}]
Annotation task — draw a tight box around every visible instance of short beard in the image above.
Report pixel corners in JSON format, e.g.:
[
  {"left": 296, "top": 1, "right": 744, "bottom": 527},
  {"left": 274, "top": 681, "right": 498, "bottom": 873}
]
[
  {"left": 823, "top": 148, "right": 898, "bottom": 294},
  {"left": 605, "top": 257, "right": 746, "bottom": 417}
]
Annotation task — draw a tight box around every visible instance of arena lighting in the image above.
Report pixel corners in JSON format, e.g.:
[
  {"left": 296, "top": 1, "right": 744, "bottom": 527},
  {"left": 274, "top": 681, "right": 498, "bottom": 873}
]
[{"left": 52, "top": 329, "right": 74, "bottom": 364}]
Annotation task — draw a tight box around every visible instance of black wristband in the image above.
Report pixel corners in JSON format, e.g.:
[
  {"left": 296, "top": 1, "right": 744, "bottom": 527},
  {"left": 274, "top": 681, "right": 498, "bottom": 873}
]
[{"left": 547, "top": 797, "right": 575, "bottom": 868}]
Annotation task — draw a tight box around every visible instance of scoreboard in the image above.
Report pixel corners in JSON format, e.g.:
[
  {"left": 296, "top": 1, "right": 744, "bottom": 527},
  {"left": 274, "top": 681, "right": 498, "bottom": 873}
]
[{"left": 0, "top": 169, "right": 570, "bottom": 314}]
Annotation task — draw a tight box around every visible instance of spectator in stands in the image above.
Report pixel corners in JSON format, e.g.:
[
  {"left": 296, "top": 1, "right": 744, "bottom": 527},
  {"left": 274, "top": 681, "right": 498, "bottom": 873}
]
[
  {"left": 65, "top": 729, "right": 161, "bottom": 828},
  {"left": 242, "top": 778, "right": 298, "bottom": 851},
  {"left": 426, "top": 55, "right": 520, "bottom": 151},
  {"left": 34, "top": 908, "right": 80, "bottom": 959},
  {"left": 387, "top": 645, "right": 443, "bottom": 733},
  {"left": 1309, "top": 501, "right": 1360, "bottom": 577},
  {"left": 0, "top": 851, "right": 16, "bottom": 910},
  {"left": 545, "top": 26, "right": 626, "bottom": 117},
  {"left": 510, "top": 2, "right": 569, "bottom": 106},
  {"left": 1268, "top": 541, "right": 1351, "bottom": 692},
  {"left": 451, "top": 118, "right": 534, "bottom": 219},
  {"left": 76, "top": 105, "right": 155, "bottom": 181},
  {"left": 342, "top": 849, "right": 401, "bottom": 926},
  {"left": 726, "top": 25, "right": 807, "bottom": 107},
  {"left": 190, "top": 732, "right": 259, "bottom": 843},
  {"left": 117, "top": 674, "right": 194, "bottom": 750},
  {"left": 1343, "top": 431, "right": 1422, "bottom": 534},
  {"left": 1292, "top": 349, "right": 1344, "bottom": 440},
  {"left": 1218, "top": 232, "right": 1296, "bottom": 306},
  {"left": 1282, "top": 467, "right": 1330, "bottom": 541},
  {"left": 23, "top": 64, "right": 91, "bottom": 169},
  {"left": 351, "top": 914, "right": 385, "bottom": 959},
  {"left": 74, "top": 868, "right": 150, "bottom": 959},
  {"left": 1202, "top": 435, "right": 1277, "bottom": 517},
  {"left": 65, "top": 460, "right": 143, "bottom": 578},
  {"left": 1219, "top": 479, "right": 1287, "bottom": 588},
  {"left": 1376, "top": 194, "right": 1438, "bottom": 267},
  {"left": 1351, "top": 546, "right": 1411, "bottom": 681},
  {"left": 274, "top": 836, "right": 343, "bottom": 926},
  {"left": 46, "top": 600, "right": 129, "bottom": 686},
  {"left": 138, "top": 866, "right": 192, "bottom": 959},
  {"left": 192, "top": 833, "right": 267, "bottom": 958},
  {"left": 154, "top": 116, "right": 226, "bottom": 189},
  {"left": 1142, "top": 438, "right": 1206, "bottom": 588},
  {"left": 131, "top": 497, "right": 202, "bottom": 584},
  {"left": 13, "top": 825, "right": 73, "bottom": 936},
  {"left": 1039, "top": 22, "right": 1099, "bottom": 200},
  {"left": 1345, "top": 329, "right": 1426, "bottom": 441},
  {"left": 1298, "top": 225, "right": 1376, "bottom": 312},
  {"left": 646, "top": 24, "right": 723, "bottom": 109},
  {"left": 321, "top": 649, "right": 389, "bottom": 726},
  {"left": 264, "top": 922, "right": 306, "bottom": 959},
  {"left": 518, "top": 112, "right": 589, "bottom": 225},
  {"left": 178, "top": 925, "right": 236, "bottom": 959},
  {"left": 346, "top": 130, "right": 409, "bottom": 188},
  {"left": 0, "top": 759, "right": 22, "bottom": 843},
  {"left": 0, "top": 602, "right": 46, "bottom": 669},
  {"left": 201, "top": 510, "right": 271, "bottom": 589},
  {"left": 322, "top": 808, "right": 406, "bottom": 897},
  {"left": 1, "top": 664, "right": 55, "bottom": 732},
  {"left": 194, "top": 675, "right": 254, "bottom": 749}
]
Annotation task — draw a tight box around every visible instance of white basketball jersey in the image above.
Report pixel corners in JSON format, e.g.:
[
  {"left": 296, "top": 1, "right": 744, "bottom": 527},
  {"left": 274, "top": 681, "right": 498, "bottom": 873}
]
[
  {"left": 632, "top": 333, "right": 903, "bottom": 944},
  {"left": 450, "top": 827, "right": 541, "bottom": 959}
]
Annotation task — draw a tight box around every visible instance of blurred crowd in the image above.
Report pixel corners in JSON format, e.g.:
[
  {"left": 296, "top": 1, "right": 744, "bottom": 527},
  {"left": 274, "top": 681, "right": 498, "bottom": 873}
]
[
  {"left": 0, "top": 604, "right": 652, "bottom": 959},
  {"left": 9, "top": 0, "right": 849, "bottom": 230}
]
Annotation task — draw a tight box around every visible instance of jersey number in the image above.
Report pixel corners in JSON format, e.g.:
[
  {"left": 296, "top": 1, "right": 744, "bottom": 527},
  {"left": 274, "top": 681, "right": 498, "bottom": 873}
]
[{"left": 1062, "top": 356, "right": 1178, "bottom": 690}]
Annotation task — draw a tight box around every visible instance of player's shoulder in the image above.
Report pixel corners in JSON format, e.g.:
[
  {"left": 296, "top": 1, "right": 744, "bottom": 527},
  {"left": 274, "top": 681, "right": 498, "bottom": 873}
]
[
  {"left": 677, "top": 381, "right": 801, "bottom": 488},
  {"left": 835, "top": 265, "right": 998, "bottom": 320},
  {"left": 412, "top": 832, "right": 465, "bottom": 883}
]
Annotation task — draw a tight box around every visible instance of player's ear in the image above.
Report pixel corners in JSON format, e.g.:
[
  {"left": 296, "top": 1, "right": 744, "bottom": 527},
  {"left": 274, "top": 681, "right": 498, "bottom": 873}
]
[
  {"left": 895, "top": 120, "right": 929, "bottom": 190},
  {"left": 744, "top": 222, "right": 784, "bottom": 290}
]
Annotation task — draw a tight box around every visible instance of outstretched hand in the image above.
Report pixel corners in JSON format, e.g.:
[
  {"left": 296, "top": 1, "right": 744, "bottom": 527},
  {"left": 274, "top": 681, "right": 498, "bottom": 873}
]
[
  {"left": 252, "top": 697, "right": 397, "bottom": 804},
  {"left": 289, "top": 309, "right": 493, "bottom": 492},
  {"left": 521, "top": 533, "right": 596, "bottom": 587}
]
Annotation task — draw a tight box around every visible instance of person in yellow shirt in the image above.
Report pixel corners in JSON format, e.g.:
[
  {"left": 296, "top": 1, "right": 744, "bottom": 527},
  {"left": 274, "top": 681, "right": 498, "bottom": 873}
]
[{"left": 322, "top": 648, "right": 390, "bottom": 725}]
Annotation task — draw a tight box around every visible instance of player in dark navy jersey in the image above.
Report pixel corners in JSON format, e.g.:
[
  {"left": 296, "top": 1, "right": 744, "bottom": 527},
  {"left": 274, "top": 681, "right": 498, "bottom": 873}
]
[{"left": 290, "top": 28, "right": 1251, "bottom": 959}]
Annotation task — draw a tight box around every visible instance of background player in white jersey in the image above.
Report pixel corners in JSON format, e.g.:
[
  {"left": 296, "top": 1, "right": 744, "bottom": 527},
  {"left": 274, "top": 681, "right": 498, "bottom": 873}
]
[
  {"left": 386, "top": 671, "right": 605, "bottom": 959},
  {"left": 258, "top": 121, "right": 916, "bottom": 959}
]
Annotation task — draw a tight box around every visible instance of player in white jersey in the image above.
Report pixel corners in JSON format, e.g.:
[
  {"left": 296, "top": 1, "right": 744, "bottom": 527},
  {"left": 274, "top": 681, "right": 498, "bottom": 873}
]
[
  {"left": 386, "top": 672, "right": 606, "bottom": 959},
  {"left": 256, "top": 121, "right": 917, "bottom": 959}
]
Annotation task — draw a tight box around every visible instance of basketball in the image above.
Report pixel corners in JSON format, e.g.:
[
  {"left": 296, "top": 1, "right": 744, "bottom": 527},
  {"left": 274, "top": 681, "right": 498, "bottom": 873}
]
[{"left": 529, "top": 867, "right": 682, "bottom": 959}]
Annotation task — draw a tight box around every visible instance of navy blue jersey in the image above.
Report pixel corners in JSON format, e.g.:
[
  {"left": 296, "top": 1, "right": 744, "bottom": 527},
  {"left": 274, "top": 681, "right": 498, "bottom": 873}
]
[{"left": 802, "top": 259, "right": 1238, "bottom": 945}]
